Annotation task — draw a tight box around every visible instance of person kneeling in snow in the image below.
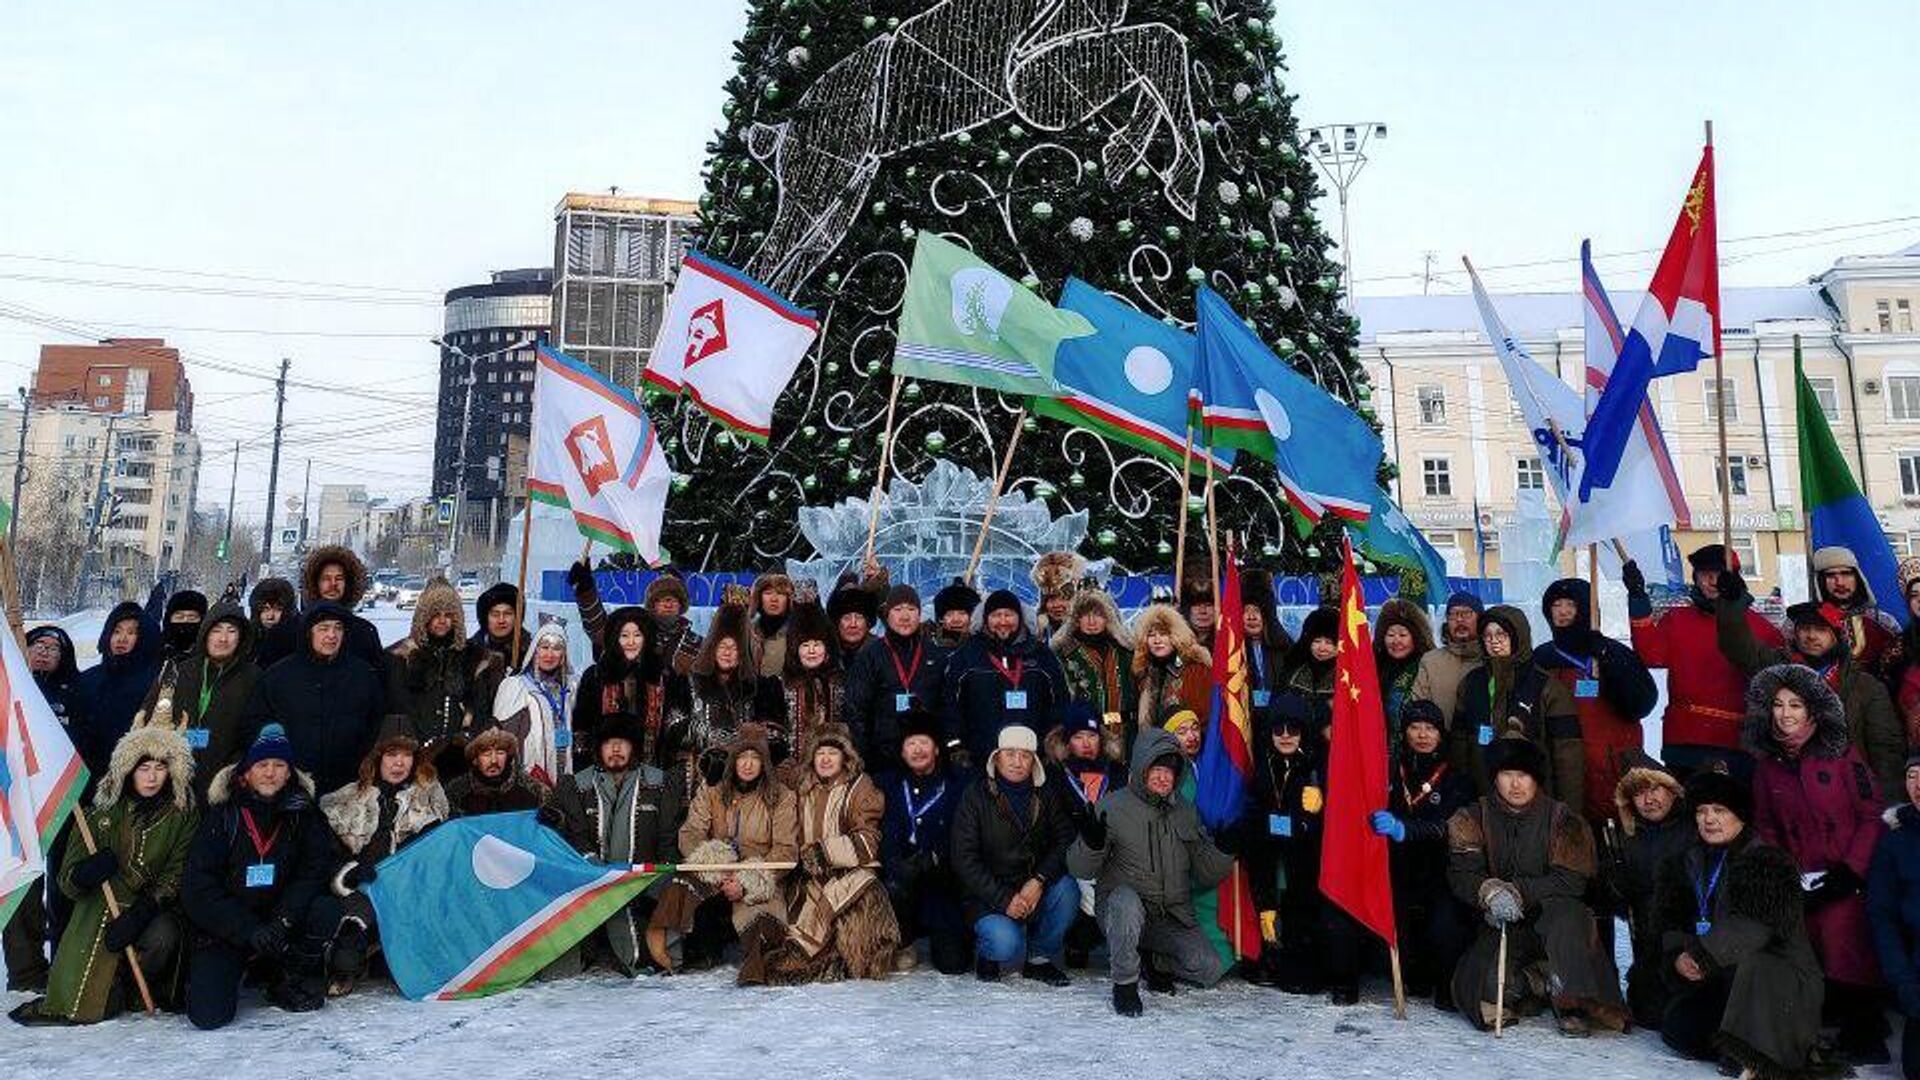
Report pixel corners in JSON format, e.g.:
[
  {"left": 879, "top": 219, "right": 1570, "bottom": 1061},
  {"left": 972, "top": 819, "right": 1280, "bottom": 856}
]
[
  {"left": 318, "top": 734, "right": 448, "bottom": 996},
  {"left": 1067, "top": 727, "right": 1235, "bottom": 1016},
  {"left": 950, "top": 724, "right": 1077, "bottom": 986},
  {"left": 552, "top": 714, "right": 681, "bottom": 975},
  {"left": 181, "top": 724, "right": 342, "bottom": 1029},
  {"left": 1655, "top": 770, "right": 1834, "bottom": 1079},
  {"left": 10, "top": 726, "right": 198, "bottom": 1026},
  {"left": 1446, "top": 737, "right": 1628, "bottom": 1037}
]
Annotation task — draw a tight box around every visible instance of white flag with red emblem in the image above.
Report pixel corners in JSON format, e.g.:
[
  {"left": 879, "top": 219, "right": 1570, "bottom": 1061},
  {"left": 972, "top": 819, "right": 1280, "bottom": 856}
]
[
  {"left": 529, "top": 345, "right": 672, "bottom": 562},
  {"left": 1, "top": 627, "right": 87, "bottom": 921},
  {"left": 645, "top": 251, "right": 818, "bottom": 443}
]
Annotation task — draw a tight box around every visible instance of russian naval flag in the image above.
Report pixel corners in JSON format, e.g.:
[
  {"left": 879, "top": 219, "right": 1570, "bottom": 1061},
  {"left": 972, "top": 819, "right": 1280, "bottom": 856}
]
[
  {"left": 366, "top": 813, "right": 667, "bottom": 1000},
  {"left": 1034, "top": 278, "right": 1233, "bottom": 474}
]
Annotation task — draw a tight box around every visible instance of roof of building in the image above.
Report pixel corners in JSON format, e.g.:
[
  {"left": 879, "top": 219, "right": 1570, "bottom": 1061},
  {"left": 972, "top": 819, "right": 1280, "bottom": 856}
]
[
  {"left": 1355, "top": 283, "right": 1834, "bottom": 342},
  {"left": 553, "top": 192, "right": 699, "bottom": 217}
]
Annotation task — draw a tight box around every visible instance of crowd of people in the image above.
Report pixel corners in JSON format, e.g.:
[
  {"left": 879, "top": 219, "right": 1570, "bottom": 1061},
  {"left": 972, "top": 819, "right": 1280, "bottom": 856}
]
[{"left": 13, "top": 540, "right": 1920, "bottom": 1078}]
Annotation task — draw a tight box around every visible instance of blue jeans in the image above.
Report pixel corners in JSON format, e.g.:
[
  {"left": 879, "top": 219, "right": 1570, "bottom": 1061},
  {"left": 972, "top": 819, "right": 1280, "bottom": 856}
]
[{"left": 974, "top": 875, "right": 1080, "bottom": 964}]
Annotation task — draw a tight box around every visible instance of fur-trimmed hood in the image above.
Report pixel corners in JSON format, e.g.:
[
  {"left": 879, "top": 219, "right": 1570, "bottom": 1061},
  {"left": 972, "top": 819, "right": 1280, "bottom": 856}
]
[
  {"left": 1049, "top": 587, "right": 1131, "bottom": 653},
  {"left": 248, "top": 577, "right": 298, "bottom": 621},
  {"left": 1479, "top": 604, "right": 1535, "bottom": 664},
  {"left": 694, "top": 602, "right": 754, "bottom": 678},
  {"left": 205, "top": 761, "right": 317, "bottom": 807},
  {"left": 796, "top": 722, "right": 865, "bottom": 789},
  {"left": 95, "top": 725, "right": 195, "bottom": 810},
  {"left": 1742, "top": 662, "right": 1850, "bottom": 760},
  {"left": 748, "top": 572, "right": 794, "bottom": 612},
  {"left": 1374, "top": 598, "right": 1436, "bottom": 661},
  {"left": 1031, "top": 551, "right": 1087, "bottom": 599},
  {"left": 1613, "top": 763, "right": 1684, "bottom": 836},
  {"left": 1129, "top": 603, "right": 1211, "bottom": 675},
  {"left": 301, "top": 543, "right": 369, "bottom": 607},
  {"left": 407, "top": 578, "right": 468, "bottom": 647}
]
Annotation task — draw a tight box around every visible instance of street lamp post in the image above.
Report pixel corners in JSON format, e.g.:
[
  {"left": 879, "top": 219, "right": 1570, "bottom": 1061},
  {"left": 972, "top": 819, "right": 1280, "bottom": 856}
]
[
  {"left": 430, "top": 336, "right": 534, "bottom": 574},
  {"left": 1303, "top": 122, "right": 1388, "bottom": 308}
]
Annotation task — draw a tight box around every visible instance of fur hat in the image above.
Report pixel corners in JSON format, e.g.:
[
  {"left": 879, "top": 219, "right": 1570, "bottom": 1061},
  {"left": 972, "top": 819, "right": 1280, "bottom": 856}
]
[
  {"left": 300, "top": 543, "right": 369, "bottom": 607},
  {"left": 883, "top": 583, "right": 921, "bottom": 614},
  {"left": 464, "top": 727, "right": 519, "bottom": 765},
  {"left": 410, "top": 578, "right": 468, "bottom": 645},
  {"left": 1684, "top": 767, "right": 1752, "bottom": 826},
  {"left": 749, "top": 572, "right": 795, "bottom": 610},
  {"left": 801, "top": 722, "right": 865, "bottom": 782},
  {"left": 474, "top": 582, "right": 519, "bottom": 626},
  {"left": 694, "top": 602, "right": 753, "bottom": 678},
  {"left": 595, "top": 712, "right": 645, "bottom": 757},
  {"left": 164, "top": 589, "right": 209, "bottom": 623},
  {"left": 643, "top": 570, "right": 691, "bottom": 612},
  {"left": 1179, "top": 571, "right": 1215, "bottom": 607},
  {"left": 97, "top": 725, "right": 194, "bottom": 810},
  {"left": 249, "top": 577, "right": 298, "bottom": 620},
  {"left": 1487, "top": 737, "right": 1549, "bottom": 789},
  {"left": 934, "top": 578, "right": 981, "bottom": 618},
  {"left": 827, "top": 581, "right": 879, "bottom": 626},
  {"left": 783, "top": 600, "right": 838, "bottom": 678},
  {"left": 982, "top": 589, "right": 1024, "bottom": 623},
  {"left": 1031, "top": 551, "right": 1087, "bottom": 600},
  {"left": 989, "top": 724, "right": 1044, "bottom": 786},
  {"left": 1374, "top": 598, "right": 1436, "bottom": 656},
  {"left": 1052, "top": 587, "right": 1131, "bottom": 652},
  {"left": 1899, "top": 556, "right": 1920, "bottom": 600},
  {"left": 898, "top": 709, "right": 944, "bottom": 752},
  {"left": 1129, "top": 604, "right": 1210, "bottom": 675},
  {"left": 1399, "top": 699, "right": 1444, "bottom": 734},
  {"left": 1612, "top": 748, "right": 1683, "bottom": 835},
  {"left": 356, "top": 733, "right": 435, "bottom": 789},
  {"left": 1687, "top": 543, "right": 1738, "bottom": 574}
]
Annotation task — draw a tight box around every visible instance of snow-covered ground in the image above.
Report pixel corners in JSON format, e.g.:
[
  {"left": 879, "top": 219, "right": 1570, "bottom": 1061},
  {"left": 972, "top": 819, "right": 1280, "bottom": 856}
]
[{"left": 11, "top": 963, "right": 1890, "bottom": 1080}]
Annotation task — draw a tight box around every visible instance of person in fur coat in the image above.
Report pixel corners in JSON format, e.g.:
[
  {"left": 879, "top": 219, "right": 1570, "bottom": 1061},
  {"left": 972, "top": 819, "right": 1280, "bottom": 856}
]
[
  {"left": 748, "top": 571, "right": 797, "bottom": 678},
  {"left": 317, "top": 734, "right": 448, "bottom": 994},
  {"left": 649, "top": 724, "right": 799, "bottom": 980},
  {"left": 1374, "top": 598, "right": 1436, "bottom": 750},
  {"left": 1131, "top": 604, "right": 1212, "bottom": 735},
  {"left": 1868, "top": 753, "right": 1920, "bottom": 1080},
  {"left": 778, "top": 599, "right": 846, "bottom": 789},
  {"left": 384, "top": 579, "right": 505, "bottom": 774},
  {"left": 764, "top": 723, "right": 900, "bottom": 984},
  {"left": 673, "top": 602, "right": 786, "bottom": 793},
  {"left": 9, "top": 726, "right": 198, "bottom": 1026},
  {"left": 493, "top": 621, "right": 580, "bottom": 785},
  {"left": 1604, "top": 751, "right": 1694, "bottom": 1028},
  {"left": 1655, "top": 770, "right": 1838, "bottom": 1079},
  {"left": 1051, "top": 587, "right": 1135, "bottom": 758},
  {"left": 299, "top": 544, "right": 387, "bottom": 680},
  {"left": 1746, "top": 662, "right": 1892, "bottom": 1063},
  {"left": 552, "top": 715, "right": 681, "bottom": 975}
]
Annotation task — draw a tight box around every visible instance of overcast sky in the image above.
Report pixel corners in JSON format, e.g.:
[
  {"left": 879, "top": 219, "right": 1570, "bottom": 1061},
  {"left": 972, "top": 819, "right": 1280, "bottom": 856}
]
[{"left": 2, "top": 2, "right": 1914, "bottom": 526}]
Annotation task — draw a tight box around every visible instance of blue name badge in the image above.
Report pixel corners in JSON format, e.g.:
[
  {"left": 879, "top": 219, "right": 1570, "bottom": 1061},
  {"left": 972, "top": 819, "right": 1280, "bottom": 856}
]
[
  {"left": 1252, "top": 689, "right": 1271, "bottom": 708},
  {"left": 1477, "top": 724, "right": 1495, "bottom": 746},
  {"left": 1574, "top": 678, "right": 1600, "bottom": 699},
  {"left": 245, "top": 863, "right": 276, "bottom": 889},
  {"left": 895, "top": 693, "right": 914, "bottom": 712},
  {"left": 1269, "top": 813, "right": 1293, "bottom": 838},
  {"left": 554, "top": 729, "right": 573, "bottom": 750},
  {"left": 1694, "top": 919, "right": 1712, "bottom": 937},
  {"left": 184, "top": 728, "right": 210, "bottom": 750},
  {"left": 1005, "top": 690, "right": 1028, "bottom": 710}
]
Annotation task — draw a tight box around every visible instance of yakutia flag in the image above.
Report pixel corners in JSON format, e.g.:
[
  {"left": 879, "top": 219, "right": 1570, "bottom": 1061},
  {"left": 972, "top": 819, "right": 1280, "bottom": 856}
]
[
  {"left": 530, "top": 345, "right": 672, "bottom": 562},
  {"left": 1034, "top": 278, "right": 1233, "bottom": 474},
  {"left": 645, "top": 251, "right": 818, "bottom": 442},
  {"left": 367, "top": 813, "right": 668, "bottom": 1000},
  {"left": 1581, "top": 145, "right": 1719, "bottom": 497},
  {"left": 0, "top": 627, "right": 88, "bottom": 923},
  {"left": 1193, "top": 286, "right": 1380, "bottom": 524}
]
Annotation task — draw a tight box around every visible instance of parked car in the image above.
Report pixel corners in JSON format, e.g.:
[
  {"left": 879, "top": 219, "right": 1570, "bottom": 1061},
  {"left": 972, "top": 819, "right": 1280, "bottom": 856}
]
[
  {"left": 395, "top": 576, "right": 427, "bottom": 610},
  {"left": 456, "top": 571, "right": 483, "bottom": 603}
]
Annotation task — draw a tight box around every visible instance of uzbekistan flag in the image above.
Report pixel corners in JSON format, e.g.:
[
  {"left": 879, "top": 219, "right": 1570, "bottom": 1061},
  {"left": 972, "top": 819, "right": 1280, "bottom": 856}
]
[
  {"left": 1581, "top": 144, "right": 1719, "bottom": 497},
  {"left": 366, "top": 813, "right": 668, "bottom": 1000},
  {"left": 1193, "top": 542, "right": 1261, "bottom": 957},
  {"left": 0, "top": 627, "right": 88, "bottom": 923},
  {"left": 1319, "top": 537, "right": 1396, "bottom": 947},
  {"left": 645, "top": 251, "right": 818, "bottom": 442},
  {"left": 529, "top": 345, "right": 673, "bottom": 562}
]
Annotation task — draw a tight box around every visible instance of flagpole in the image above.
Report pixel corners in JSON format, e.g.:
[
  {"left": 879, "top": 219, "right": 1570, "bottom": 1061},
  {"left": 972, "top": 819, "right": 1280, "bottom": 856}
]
[
  {"left": 510, "top": 497, "right": 533, "bottom": 671},
  {"left": 1203, "top": 439, "right": 1221, "bottom": 595},
  {"left": 1173, "top": 424, "right": 1196, "bottom": 589},
  {"left": 70, "top": 810, "right": 157, "bottom": 1015},
  {"left": 1588, "top": 543, "right": 1601, "bottom": 629},
  {"left": 1388, "top": 942, "right": 1408, "bottom": 1020},
  {"left": 864, "top": 374, "right": 904, "bottom": 565},
  {"left": 1705, "top": 120, "right": 1732, "bottom": 552},
  {"left": 0, "top": 537, "right": 25, "bottom": 650},
  {"left": 964, "top": 406, "right": 1028, "bottom": 582}
]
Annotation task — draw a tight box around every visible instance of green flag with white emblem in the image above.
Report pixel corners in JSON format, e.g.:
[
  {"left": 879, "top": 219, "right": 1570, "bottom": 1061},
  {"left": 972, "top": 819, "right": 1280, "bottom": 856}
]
[{"left": 893, "top": 233, "right": 1092, "bottom": 398}]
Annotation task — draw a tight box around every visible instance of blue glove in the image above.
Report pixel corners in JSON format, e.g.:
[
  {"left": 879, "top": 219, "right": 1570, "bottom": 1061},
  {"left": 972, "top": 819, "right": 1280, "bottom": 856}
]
[{"left": 1368, "top": 810, "right": 1406, "bottom": 843}]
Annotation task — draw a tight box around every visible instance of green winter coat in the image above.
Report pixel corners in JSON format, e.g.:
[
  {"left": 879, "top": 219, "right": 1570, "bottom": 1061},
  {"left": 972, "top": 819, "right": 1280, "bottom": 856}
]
[{"left": 43, "top": 727, "right": 198, "bottom": 1023}]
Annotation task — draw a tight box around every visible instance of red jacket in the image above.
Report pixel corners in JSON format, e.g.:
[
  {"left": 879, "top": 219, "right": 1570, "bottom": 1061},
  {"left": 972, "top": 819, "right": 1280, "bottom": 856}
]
[{"left": 1630, "top": 603, "right": 1784, "bottom": 751}]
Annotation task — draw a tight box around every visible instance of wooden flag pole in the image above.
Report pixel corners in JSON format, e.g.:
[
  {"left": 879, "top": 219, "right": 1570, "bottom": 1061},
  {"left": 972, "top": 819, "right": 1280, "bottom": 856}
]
[
  {"left": 863, "top": 375, "right": 905, "bottom": 565},
  {"left": 1589, "top": 544, "right": 1602, "bottom": 629},
  {"left": 70, "top": 811, "right": 157, "bottom": 1015},
  {"left": 0, "top": 538, "right": 25, "bottom": 650},
  {"left": 1173, "top": 425, "right": 1196, "bottom": 589},
  {"left": 1203, "top": 440, "right": 1221, "bottom": 594},
  {"left": 1704, "top": 120, "right": 1732, "bottom": 552},
  {"left": 1388, "top": 943, "right": 1408, "bottom": 1020},
  {"left": 1494, "top": 923, "right": 1509, "bottom": 1038},
  {"left": 964, "top": 407, "right": 1028, "bottom": 582},
  {"left": 509, "top": 498, "right": 534, "bottom": 671}
]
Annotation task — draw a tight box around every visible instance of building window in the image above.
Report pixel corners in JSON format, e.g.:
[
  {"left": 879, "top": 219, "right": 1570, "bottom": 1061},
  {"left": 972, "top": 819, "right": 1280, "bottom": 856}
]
[
  {"left": 1901, "top": 300, "right": 1916, "bottom": 333},
  {"left": 1900, "top": 452, "right": 1920, "bottom": 497},
  {"left": 1515, "top": 456, "right": 1545, "bottom": 492},
  {"left": 1806, "top": 375, "right": 1840, "bottom": 421},
  {"left": 1417, "top": 385, "right": 1447, "bottom": 426},
  {"left": 1890, "top": 376, "right": 1920, "bottom": 421},
  {"left": 1729, "top": 535, "right": 1760, "bottom": 580},
  {"left": 1715, "top": 456, "right": 1750, "bottom": 497},
  {"left": 1879, "top": 300, "right": 1895, "bottom": 333},
  {"left": 1421, "top": 457, "right": 1452, "bottom": 498},
  {"left": 1704, "top": 378, "right": 1738, "bottom": 422}
]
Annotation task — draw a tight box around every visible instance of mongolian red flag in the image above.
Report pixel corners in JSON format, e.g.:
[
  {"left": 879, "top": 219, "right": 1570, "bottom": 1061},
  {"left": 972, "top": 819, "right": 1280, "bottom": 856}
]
[
  {"left": 1318, "top": 536, "right": 1397, "bottom": 944},
  {"left": 1194, "top": 539, "right": 1261, "bottom": 958}
]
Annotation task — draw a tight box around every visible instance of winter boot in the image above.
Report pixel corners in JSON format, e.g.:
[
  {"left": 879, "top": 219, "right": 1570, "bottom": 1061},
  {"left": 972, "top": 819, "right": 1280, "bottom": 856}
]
[
  {"left": 735, "top": 915, "right": 786, "bottom": 987},
  {"left": 975, "top": 956, "right": 1000, "bottom": 982},
  {"left": 266, "top": 976, "right": 324, "bottom": 1013},
  {"left": 1327, "top": 984, "right": 1359, "bottom": 1007},
  {"left": 1022, "top": 960, "right": 1069, "bottom": 987},
  {"left": 329, "top": 918, "right": 369, "bottom": 977},
  {"left": 892, "top": 947, "right": 919, "bottom": 973},
  {"left": 1112, "top": 981, "right": 1144, "bottom": 1017}
]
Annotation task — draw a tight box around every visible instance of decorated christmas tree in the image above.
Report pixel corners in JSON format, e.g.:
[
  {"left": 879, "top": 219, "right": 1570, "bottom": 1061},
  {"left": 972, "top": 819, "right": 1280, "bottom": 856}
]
[{"left": 659, "top": 0, "right": 1372, "bottom": 574}]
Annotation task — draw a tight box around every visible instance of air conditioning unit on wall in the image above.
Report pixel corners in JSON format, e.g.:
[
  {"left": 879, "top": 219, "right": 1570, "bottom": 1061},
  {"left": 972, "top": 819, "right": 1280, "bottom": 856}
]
[{"left": 1864, "top": 378, "right": 1883, "bottom": 395}]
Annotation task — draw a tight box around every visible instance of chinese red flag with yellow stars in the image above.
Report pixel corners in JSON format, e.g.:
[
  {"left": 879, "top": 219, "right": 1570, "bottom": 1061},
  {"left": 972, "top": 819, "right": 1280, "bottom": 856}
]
[{"left": 1318, "top": 536, "right": 1397, "bottom": 945}]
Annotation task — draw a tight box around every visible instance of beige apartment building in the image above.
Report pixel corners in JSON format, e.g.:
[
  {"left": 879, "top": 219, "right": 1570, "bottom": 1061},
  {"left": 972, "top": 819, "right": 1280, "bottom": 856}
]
[{"left": 1357, "top": 241, "right": 1920, "bottom": 590}]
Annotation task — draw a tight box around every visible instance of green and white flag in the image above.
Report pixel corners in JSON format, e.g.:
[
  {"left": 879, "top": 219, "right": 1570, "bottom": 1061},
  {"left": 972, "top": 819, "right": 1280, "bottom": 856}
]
[{"left": 893, "top": 233, "right": 1092, "bottom": 397}]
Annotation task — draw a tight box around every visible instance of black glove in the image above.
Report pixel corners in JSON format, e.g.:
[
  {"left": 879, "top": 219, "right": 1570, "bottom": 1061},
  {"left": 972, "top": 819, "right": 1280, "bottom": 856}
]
[
  {"left": 342, "top": 861, "right": 379, "bottom": 889},
  {"left": 1079, "top": 811, "right": 1108, "bottom": 850},
  {"left": 69, "top": 849, "right": 119, "bottom": 890},
  {"left": 1620, "top": 560, "right": 1646, "bottom": 597},
  {"left": 536, "top": 804, "right": 566, "bottom": 831},
  {"left": 102, "top": 895, "right": 158, "bottom": 953},
  {"left": 947, "top": 743, "right": 973, "bottom": 773},
  {"left": 800, "top": 843, "right": 831, "bottom": 880},
  {"left": 566, "top": 560, "right": 593, "bottom": 593},
  {"left": 1717, "top": 568, "right": 1748, "bottom": 604},
  {"left": 1807, "top": 864, "right": 1863, "bottom": 909},
  {"left": 249, "top": 917, "right": 291, "bottom": 959}
]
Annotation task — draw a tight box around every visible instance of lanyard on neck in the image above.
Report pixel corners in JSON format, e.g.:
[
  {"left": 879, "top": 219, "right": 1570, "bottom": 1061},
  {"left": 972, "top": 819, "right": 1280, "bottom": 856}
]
[
  {"left": 239, "top": 807, "right": 281, "bottom": 862},
  {"left": 1398, "top": 759, "right": 1448, "bottom": 807},
  {"left": 1551, "top": 647, "right": 1595, "bottom": 679},
  {"left": 901, "top": 777, "right": 947, "bottom": 846},
  {"left": 529, "top": 672, "right": 570, "bottom": 728},
  {"left": 1693, "top": 850, "right": 1729, "bottom": 924},
  {"left": 989, "top": 653, "right": 1025, "bottom": 689},
  {"left": 888, "top": 637, "right": 924, "bottom": 690},
  {"left": 197, "top": 659, "right": 217, "bottom": 721}
]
